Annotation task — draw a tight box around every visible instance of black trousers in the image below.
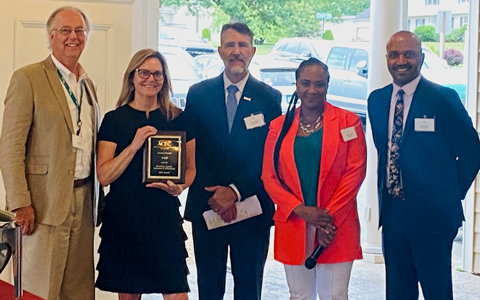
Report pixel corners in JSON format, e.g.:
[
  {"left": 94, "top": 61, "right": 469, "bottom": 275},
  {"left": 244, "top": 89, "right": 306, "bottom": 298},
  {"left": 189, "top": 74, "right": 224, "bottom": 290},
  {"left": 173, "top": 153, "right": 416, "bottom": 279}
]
[
  {"left": 191, "top": 217, "right": 270, "bottom": 300},
  {"left": 382, "top": 194, "right": 458, "bottom": 300}
]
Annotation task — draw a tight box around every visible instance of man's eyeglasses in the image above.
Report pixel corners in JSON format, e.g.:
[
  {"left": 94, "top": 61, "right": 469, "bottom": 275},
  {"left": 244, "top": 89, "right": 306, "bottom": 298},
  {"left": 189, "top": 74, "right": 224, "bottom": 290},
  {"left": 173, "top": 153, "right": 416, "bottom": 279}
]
[
  {"left": 135, "top": 69, "right": 164, "bottom": 81},
  {"left": 52, "top": 28, "right": 87, "bottom": 37}
]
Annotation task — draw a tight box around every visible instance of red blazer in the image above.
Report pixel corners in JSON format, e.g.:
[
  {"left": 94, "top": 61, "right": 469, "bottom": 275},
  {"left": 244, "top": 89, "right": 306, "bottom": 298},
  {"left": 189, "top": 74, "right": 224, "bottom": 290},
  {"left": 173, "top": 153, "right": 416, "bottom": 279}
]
[{"left": 262, "top": 103, "right": 366, "bottom": 265}]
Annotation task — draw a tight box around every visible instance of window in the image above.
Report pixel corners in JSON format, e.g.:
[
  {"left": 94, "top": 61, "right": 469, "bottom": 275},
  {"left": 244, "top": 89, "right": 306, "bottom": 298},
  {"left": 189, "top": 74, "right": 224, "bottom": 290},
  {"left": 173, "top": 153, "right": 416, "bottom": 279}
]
[
  {"left": 425, "top": 0, "right": 439, "bottom": 4},
  {"left": 297, "top": 43, "right": 311, "bottom": 56},
  {"left": 460, "top": 16, "right": 468, "bottom": 27},
  {"left": 415, "top": 19, "right": 426, "bottom": 27},
  {"left": 458, "top": 0, "right": 469, "bottom": 3},
  {"left": 284, "top": 42, "right": 300, "bottom": 55},
  {"left": 451, "top": 17, "right": 455, "bottom": 29},
  {"left": 326, "top": 47, "right": 350, "bottom": 70},
  {"left": 348, "top": 49, "right": 368, "bottom": 72}
]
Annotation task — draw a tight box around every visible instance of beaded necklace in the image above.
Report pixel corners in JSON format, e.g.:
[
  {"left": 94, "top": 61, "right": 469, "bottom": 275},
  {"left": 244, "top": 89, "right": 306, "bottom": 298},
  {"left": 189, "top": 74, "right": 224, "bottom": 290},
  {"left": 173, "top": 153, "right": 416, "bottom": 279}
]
[{"left": 299, "top": 114, "right": 323, "bottom": 134}]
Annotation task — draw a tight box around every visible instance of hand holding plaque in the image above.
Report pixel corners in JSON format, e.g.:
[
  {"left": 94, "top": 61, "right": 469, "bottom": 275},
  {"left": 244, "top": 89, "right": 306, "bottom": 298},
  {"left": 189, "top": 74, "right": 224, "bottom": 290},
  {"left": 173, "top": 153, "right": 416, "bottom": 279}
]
[{"left": 143, "top": 131, "right": 186, "bottom": 184}]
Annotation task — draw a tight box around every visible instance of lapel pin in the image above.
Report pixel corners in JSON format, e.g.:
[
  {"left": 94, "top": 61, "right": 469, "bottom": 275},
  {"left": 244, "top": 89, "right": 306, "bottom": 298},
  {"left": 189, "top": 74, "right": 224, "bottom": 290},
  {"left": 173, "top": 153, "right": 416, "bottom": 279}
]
[{"left": 243, "top": 96, "right": 251, "bottom": 101}]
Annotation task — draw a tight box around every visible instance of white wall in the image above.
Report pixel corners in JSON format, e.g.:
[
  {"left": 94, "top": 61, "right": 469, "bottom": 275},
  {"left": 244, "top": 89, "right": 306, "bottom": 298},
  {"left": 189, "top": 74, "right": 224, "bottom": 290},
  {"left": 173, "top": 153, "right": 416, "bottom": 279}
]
[{"left": 0, "top": 1, "right": 157, "bottom": 294}]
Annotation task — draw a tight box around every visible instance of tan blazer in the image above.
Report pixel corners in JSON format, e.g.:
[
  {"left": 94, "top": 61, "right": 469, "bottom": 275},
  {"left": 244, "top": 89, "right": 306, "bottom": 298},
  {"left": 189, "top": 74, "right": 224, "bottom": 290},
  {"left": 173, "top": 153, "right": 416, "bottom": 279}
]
[{"left": 0, "top": 56, "right": 103, "bottom": 226}]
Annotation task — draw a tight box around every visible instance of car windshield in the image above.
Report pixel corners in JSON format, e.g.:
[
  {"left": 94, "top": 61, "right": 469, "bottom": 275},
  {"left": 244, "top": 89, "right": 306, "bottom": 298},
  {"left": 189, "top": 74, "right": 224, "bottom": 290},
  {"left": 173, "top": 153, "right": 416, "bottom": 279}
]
[
  {"left": 159, "top": 26, "right": 203, "bottom": 42},
  {"left": 259, "top": 69, "right": 296, "bottom": 87},
  {"left": 164, "top": 54, "right": 202, "bottom": 81}
]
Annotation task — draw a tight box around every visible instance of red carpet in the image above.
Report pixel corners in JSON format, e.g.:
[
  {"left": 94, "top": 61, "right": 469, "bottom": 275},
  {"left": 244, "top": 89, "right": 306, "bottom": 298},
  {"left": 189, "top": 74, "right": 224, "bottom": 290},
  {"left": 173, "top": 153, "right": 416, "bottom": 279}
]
[{"left": 0, "top": 280, "right": 44, "bottom": 300}]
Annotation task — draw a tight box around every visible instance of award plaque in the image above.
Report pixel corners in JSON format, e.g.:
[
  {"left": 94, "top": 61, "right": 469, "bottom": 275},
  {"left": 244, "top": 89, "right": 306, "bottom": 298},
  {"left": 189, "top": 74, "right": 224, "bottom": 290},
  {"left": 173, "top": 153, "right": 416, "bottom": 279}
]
[{"left": 143, "top": 131, "right": 186, "bottom": 184}]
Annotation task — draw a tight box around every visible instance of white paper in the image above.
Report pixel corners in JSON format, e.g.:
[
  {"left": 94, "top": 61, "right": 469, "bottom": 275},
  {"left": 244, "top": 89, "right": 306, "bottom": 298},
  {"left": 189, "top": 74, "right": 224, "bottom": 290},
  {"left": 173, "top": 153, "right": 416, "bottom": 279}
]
[{"left": 203, "top": 195, "right": 263, "bottom": 230}]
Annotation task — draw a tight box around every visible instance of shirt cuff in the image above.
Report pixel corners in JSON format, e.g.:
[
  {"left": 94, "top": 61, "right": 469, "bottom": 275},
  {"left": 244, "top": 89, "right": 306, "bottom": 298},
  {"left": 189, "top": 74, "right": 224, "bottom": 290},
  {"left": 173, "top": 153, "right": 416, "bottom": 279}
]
[{"left": 229, "top": 183, "right": 241, "bottom": 201}]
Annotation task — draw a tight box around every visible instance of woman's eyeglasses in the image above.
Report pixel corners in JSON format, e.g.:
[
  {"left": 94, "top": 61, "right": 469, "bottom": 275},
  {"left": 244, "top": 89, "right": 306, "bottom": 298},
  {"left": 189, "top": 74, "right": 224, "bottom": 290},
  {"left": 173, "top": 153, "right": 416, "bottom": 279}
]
[{"left": 135, "top": 69, "right": 164, "bottom": 81}]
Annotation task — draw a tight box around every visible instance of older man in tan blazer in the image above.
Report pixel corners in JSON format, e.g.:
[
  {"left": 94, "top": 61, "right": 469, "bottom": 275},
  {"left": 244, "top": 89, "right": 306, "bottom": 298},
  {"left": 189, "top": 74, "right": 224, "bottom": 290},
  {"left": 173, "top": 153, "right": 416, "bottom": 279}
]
[{"left": 0, "top": 6, "right": 102, "bottom": 300}]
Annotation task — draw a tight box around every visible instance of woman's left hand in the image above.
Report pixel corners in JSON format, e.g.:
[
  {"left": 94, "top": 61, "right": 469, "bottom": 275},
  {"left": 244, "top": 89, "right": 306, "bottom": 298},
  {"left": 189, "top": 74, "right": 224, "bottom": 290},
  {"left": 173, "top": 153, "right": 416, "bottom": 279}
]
[
  {"left": 316, "top": 224, "right": 337, "bottom": 248},
  {"left": 147, "top": 180, "right": 183, "bottom": 196}
]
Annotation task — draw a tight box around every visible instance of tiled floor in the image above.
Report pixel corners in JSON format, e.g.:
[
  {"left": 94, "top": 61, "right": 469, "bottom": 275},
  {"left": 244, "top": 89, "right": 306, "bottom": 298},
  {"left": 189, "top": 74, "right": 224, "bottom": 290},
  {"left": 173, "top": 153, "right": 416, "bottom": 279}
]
[{"left": 97, "top": 185, "right": 480, "bottom": 300}]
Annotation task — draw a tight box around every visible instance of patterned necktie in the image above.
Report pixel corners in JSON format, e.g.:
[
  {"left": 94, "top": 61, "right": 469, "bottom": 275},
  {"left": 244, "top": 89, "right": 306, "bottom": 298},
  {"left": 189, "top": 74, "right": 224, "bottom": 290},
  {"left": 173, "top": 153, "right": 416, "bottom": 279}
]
[
  {"left": 226, "top": 85, "right": 239, "bottom": 132},
  {"left": 388, "top": 89, "right": 405, "bottom": 198}
]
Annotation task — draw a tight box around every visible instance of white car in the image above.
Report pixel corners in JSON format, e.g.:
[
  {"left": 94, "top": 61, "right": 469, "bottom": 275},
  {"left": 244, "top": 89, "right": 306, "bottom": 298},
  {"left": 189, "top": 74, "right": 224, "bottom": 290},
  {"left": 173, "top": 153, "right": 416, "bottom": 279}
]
[
  {"left": 159, "top": 25, "right": 216, "bottom": 57},
  {"left": 158, "top": 47, "right": 204, "bottom": 109},
  {"left": 268, "top": 39, "right": 467, "bottom": 123}
]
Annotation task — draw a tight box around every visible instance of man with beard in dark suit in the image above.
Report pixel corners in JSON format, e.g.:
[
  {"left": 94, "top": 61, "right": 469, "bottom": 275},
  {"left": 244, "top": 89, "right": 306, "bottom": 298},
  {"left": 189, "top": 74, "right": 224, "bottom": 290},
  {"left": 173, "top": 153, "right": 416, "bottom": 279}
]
[{"left": 184, "top": 23, "right": 281, "bottom": 300}]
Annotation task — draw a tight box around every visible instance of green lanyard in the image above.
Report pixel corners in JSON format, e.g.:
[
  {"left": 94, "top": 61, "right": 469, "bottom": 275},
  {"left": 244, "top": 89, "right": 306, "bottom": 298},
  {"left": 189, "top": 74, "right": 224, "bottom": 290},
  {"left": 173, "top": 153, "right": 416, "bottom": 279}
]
[{"left": 57, "top": 69, "right": 84, "bottom": 135}]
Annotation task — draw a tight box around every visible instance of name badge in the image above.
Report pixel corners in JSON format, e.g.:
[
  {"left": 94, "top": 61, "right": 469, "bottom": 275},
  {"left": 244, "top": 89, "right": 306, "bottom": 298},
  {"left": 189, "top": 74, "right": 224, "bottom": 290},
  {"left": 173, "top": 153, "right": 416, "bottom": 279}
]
[
  {"left": 244, "top": 113, "right": 266, "bottom": 129},
  {"left": 340, "top": 126, "right": 357, "bottom": 142},
  {"left": 414, "top": 118, "right": 435, "bottom": 132},
  {"left": 72, "top": 134, "right": 84, "bottom": 149}
]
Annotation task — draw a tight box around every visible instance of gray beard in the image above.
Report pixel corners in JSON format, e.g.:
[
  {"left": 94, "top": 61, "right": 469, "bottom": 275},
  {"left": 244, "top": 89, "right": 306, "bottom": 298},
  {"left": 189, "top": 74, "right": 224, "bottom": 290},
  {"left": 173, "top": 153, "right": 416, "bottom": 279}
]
[{"left": 229, "top": 65, "right": 246, "bottom": 75}]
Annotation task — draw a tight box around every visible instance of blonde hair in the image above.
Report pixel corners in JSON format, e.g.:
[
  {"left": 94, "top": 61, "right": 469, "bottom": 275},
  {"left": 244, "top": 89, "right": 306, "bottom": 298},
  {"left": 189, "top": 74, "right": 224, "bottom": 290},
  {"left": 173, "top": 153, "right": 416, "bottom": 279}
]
[
  {"left": 46, "top": 6, "right": 91, "bottom": 49},
  {"left": 117, "top": 49, "right": 180, "bottom": 121}
]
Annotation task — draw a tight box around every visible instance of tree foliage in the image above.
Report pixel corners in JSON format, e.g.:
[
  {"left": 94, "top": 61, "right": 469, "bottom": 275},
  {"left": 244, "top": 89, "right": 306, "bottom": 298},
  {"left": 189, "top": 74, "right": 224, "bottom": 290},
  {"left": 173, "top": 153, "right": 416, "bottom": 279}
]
[
  {"left": 336, "top": 0, "right": 370, "bottom": 16},
  {"left": 323, "top": 29, "right": 334, "bottom": 40},
  {"left": 445, "top": 24, "right": 467, "bottom": 42},
  {"left": 160, "top": 0, "right": 370, "bottom": 42},
  {"left": 414, "top": 25, "right": 439, "bottom": 42}
]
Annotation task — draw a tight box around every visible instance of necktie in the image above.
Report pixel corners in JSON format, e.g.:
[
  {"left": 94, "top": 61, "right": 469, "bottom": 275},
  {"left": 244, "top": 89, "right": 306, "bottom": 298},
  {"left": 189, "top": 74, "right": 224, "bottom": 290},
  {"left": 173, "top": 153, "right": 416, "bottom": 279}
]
[
  {"left": 226, "top": 85, "right": 239, "bottom": 132},
  {"left": 388, "top": 89, "right": 405, "bottom": 198}
]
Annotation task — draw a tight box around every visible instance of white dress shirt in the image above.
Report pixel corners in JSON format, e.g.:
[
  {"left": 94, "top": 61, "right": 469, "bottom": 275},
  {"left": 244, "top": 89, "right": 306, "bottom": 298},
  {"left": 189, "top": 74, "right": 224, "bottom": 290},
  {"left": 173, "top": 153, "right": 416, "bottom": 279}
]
[
  {"left": 222, "top": 72, "right": 251, "bottom": 201},
  {"left": 51, "top": 54, "right": 93, "bottom": 180},
  {"left": 386, "top": 74, "right": 422, "bottom": 184}
]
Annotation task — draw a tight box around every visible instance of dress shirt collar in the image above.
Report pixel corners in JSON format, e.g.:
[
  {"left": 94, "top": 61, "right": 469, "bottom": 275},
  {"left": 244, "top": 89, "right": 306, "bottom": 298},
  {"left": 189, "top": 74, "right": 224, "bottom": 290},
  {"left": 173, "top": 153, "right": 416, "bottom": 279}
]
[
  {"left": 223, "top": 72, "right": 249, "bottom": 96},
  {"left": 392, "top": 74, "right": 422, "bottom": 97},
  {"left": 51, "top": 54, "right": 88, "bottom": 83}
]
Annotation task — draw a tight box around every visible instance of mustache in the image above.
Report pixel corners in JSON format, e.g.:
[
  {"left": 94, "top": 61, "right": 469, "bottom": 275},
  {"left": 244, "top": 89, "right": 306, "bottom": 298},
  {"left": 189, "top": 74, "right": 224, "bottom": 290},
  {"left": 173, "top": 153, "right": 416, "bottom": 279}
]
[
  {"left": 393, "top": 64, "right": 411, "bottom": 70},
  {"left": 229, "top": 54, "right": 246, "bottom": 63}
]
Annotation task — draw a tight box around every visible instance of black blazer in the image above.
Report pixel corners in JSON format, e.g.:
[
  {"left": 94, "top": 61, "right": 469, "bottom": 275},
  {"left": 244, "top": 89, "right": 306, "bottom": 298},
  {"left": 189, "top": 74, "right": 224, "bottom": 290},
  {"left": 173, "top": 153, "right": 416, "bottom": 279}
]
[
  {"left": 368, "top": 77, "right": 480, "bottom": 233},
  {"left": 184, "top": 73, "right": 282, "bottom": 225}
]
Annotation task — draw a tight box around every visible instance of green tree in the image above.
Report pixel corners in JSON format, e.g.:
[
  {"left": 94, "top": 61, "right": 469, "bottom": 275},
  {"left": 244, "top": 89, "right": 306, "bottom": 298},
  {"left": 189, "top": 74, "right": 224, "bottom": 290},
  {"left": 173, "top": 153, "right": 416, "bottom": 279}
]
[
  {"left": 323, "top": 29, "right": 334, "bottom": 40},
  {"left": 445, "top": 24, "right": 467, "bottom": 42},
  {"left": 336, "top": 0, "right": 370, "bottom": 16},
  {"left": 414, "top": 25, "right": 439, "bottom": 42},
  {"left": 160, "top": 0, "right": 348, "bottom": 42}
]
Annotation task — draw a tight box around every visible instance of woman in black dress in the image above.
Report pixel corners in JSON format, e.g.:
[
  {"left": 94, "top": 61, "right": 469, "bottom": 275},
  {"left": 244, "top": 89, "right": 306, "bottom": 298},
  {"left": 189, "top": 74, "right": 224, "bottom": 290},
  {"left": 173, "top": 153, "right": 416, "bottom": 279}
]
[{"left": 95, "top": 49, "right": 195, "bottom": 300}]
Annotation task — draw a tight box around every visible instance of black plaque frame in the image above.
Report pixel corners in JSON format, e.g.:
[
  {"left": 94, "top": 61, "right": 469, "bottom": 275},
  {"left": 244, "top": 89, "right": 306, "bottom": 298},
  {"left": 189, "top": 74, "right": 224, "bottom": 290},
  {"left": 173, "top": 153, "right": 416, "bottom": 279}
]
[{"left": 143, "top": 131, "right": 186, "bottom": 184}]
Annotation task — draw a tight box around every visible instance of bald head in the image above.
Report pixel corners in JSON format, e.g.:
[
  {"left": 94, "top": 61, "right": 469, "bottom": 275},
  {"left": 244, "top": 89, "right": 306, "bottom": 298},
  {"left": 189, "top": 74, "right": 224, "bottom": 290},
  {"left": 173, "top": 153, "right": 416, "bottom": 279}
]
[
  {"left": 386, "top": 31, "right": 424, "bottom": 86},
  {"left": 387, "top": 31, "right": 422, "bottom": 53}
]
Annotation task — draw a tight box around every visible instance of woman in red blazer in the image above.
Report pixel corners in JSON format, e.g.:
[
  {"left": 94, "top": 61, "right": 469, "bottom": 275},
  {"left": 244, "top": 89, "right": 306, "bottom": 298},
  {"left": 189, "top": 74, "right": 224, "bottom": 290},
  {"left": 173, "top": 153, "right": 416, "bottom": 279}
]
[{"left": 262, "top": 58, "right": 366, "bottom": 300}]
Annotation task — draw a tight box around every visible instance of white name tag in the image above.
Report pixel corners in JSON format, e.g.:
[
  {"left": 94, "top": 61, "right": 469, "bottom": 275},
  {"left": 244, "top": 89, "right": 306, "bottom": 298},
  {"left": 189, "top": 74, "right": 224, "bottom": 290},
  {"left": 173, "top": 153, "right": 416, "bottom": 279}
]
[
  {"left": 72, "top": 134, "right": 84, "bottom": 150},
  {"left": 244, "top": 113, "right": 266, "bottom": 129},
  {"left": 414, "top": 118, "right": 435, "bottom": 132},
  {"left": 340, "top": 126, "right": 358, "bottom": 142}
]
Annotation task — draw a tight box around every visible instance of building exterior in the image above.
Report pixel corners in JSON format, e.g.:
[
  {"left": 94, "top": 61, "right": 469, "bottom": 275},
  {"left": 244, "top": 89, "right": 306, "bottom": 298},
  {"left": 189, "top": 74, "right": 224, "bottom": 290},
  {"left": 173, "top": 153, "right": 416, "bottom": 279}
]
[{"left": 408, "top": 0, "right": 470, "bottom": 31}]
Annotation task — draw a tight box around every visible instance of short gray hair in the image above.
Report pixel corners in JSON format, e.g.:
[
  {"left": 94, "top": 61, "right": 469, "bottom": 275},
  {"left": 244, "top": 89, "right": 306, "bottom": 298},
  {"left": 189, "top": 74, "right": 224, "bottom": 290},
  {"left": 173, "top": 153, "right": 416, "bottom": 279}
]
[{"left": 46, "top": 6, "right": 91, "bottom": 49}]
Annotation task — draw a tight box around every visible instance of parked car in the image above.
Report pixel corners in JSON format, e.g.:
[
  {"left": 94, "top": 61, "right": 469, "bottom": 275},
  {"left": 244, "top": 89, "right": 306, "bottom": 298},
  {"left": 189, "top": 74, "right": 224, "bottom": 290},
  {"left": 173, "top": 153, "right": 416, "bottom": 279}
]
[
  {"left": 194, "top": 54, "right": 222, "bottom": 70},
  {"left": 195, "top": 54, "right": 298, "bottom": 112},
  {"left": 268, "top": 39, "right": 467, "bottom": 123},
  {"left": 159, "top": 45, "right": 203, "bottom": 74},
  {"left": 159, "top": 25, "right": 216, "bottom": 57},
  {"left": 161, "top": 50, "right": 204, "bottom": 109},
  {"left": 250, "top": 56, "right": 298, "bottom": 112},
  {"left": 268, "top": 37, "right": 333, "bottom": 62}
]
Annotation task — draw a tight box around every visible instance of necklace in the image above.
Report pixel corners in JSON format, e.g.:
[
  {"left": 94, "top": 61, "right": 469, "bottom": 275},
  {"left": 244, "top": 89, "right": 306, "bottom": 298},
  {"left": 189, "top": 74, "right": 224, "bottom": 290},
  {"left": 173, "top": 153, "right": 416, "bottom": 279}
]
[{"left": 299, "top": 114, "right": 323, "bottom": 134}]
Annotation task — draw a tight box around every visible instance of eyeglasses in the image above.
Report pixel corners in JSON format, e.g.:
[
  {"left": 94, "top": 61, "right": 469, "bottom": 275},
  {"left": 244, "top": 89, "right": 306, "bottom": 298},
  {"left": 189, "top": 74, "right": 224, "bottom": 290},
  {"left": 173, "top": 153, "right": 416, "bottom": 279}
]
[
  {"left": 135, "top": 69, "right": 164, "bottom": 81},
  {"left": 52, "top": 28, "right": 87, "bottom": 37}
]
